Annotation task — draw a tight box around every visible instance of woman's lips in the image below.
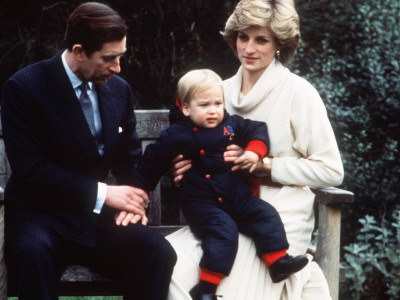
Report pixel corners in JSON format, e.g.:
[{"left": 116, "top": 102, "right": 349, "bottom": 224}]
[{"left": 244, "top": 56, "right": 257, "bottom": 63}]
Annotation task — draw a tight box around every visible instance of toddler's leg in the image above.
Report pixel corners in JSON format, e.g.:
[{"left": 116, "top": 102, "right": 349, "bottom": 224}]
[
  {"left": 181, "top": 202, "right": 238, "bottom": 299},
  {"left": 236, "top": 196, "right": 308, "bottom": 283}
]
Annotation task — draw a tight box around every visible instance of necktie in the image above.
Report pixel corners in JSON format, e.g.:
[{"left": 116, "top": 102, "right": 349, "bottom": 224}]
[{"left": 78, "top": 83, "right": 96, "bottom": 137}]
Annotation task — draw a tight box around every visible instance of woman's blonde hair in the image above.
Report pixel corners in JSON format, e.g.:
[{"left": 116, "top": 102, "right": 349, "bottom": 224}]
[
  {"left": 222, "top": 0, "right": 300, "bottom": 66},
  {"left": 177, "top": 69, "right": 223, "bottom": 105}
]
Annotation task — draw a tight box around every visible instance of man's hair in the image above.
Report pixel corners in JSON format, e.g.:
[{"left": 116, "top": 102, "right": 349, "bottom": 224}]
[
  {"left": 177, "top": 69, "right": 223, "bottom": 106},
  {"left": 222, "top": 0, "right": 300, "bottom": 66},
  {"left": 64, "top": 2, "right": 127, "bottom": 56}
]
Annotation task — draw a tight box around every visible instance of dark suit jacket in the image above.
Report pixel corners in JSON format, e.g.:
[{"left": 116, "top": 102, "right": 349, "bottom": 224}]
[{"left": 1, "top": 52, "right": 142, "bottom": 246}]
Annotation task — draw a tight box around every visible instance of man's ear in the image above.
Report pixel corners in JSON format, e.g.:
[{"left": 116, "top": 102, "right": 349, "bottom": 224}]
[
  {"left": 182, "top": 103, "right": 190, "bottom": 117},
  {"left": 72, "top": 44, "right": 85, "bottom": 62}
]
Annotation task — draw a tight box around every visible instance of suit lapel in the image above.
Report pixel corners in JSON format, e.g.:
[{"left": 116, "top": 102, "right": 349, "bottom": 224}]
[{"left": 47, "top": 53, "right": 100, "bottom": 158}]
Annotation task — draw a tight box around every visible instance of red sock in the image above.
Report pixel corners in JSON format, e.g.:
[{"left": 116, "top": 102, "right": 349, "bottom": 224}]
[
  {"left": 262, "top": 249, "right": 287, "bottom": 267},
  {"left": 199, "top": 268, "right": 226, "bottom": 285}
]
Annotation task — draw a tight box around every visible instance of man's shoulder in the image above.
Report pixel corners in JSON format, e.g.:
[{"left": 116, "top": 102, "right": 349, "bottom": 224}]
[{"left": 8, "top": 53, "right": 61, "bottom": 84}]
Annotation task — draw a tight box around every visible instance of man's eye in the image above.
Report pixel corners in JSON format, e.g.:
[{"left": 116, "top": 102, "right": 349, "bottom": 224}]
[{"left": 103, "top": 56, "right": 116, "bottom": 62}]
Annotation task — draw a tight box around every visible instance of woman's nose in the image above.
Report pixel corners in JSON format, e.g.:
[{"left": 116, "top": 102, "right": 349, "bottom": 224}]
[{"left": 245, "top": 40, "right": 255, "bottom": 53}]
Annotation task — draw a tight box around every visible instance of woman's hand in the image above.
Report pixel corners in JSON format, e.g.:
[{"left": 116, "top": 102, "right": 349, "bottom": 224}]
[
  {"left": 224, "top": 144, "right": 244, "bottom": 171},
  {"left": 170, "top": 154, "right": 192, "bottom": 185},
  {"left": 115, "top": 210, "right": 148, "bottom": 226},
  {"left": 253, "top": 157, "right": 273, "bottom": 177}
]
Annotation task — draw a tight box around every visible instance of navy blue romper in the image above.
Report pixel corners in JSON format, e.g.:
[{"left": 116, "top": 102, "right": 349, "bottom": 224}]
[{"left": 131, "top": 111, "right": 289, "bottom": 276}]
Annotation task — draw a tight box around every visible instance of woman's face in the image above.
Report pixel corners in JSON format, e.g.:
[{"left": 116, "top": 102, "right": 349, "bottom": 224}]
[{"left": 236, "top": 26, "right": 278, "bottom": 77}]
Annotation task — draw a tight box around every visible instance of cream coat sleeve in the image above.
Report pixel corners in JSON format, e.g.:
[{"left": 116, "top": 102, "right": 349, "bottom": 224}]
[{"left": 271, "top": 78, "right": 344, "bottom": 188}]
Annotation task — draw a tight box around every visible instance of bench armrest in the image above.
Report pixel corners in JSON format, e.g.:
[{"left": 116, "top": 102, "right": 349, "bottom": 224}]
[{"left": 312, "top": 187, "right": 354, "bottom": 206}]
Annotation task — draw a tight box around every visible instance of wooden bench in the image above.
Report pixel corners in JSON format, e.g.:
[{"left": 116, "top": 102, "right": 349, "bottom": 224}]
[{"left": 0, "top": 109, "right": 353, "bottom": 300}]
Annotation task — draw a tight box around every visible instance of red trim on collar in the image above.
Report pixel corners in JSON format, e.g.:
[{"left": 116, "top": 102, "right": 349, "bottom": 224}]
[{"left": 175, "top": 93, "right": 183, "bottom": 111}]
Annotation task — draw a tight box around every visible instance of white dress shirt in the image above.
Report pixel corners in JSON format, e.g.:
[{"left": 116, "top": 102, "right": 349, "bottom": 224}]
[{"left": 61, "top": 50, "right": 107, "bottom": 214}]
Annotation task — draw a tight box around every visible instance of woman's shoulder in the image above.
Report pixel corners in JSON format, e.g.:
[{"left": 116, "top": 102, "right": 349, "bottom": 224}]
[
  {"left": 286, "top": 71, "right": 320, "bottom": 97},
  {"left": 284, "top": 71, "right": 326, "bottom": 109}
]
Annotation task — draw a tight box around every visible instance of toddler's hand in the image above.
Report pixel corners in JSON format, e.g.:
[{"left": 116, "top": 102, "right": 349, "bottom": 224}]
[
  {"left": 234, "top": 151, "right": 260, "bottom": 173},
  {"left": 115, "top": 210, "right": 149, "bottom": 226}
]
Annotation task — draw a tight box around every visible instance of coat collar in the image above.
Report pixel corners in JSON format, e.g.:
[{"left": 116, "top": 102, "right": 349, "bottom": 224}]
[{"left": 223, "top": 59, "right": 289, "bottom": 114}]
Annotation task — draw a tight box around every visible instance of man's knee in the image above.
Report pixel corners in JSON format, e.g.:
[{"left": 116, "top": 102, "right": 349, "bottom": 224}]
[
  {"left": 133, "top": 226, "right": 177, "bottom": 266},
  {"left": 6, "top": 222, "right": 61, "bottom": 265}
]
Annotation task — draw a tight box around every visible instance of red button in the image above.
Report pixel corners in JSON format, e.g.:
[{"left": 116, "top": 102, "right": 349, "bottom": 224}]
[
  {"left": 218, "top": 197, "right": 223, "bottom": 202},
  {"left": 200, "top": 149, "right": 205, "bottom": 155},
  {"left": 193, "top": 127, "right": 198, "bottom": 131},
  {"left": 205, "top": 174, "right": 211, "bottom": 179}
]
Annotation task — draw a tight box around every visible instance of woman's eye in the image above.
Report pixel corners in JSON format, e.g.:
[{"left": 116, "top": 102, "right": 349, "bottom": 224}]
[
  {"left": 257, "top": 38, "right": 268, "bottom": 44},
  {"left": 238, "top": 34, "right": 248, "bottom": 41}
]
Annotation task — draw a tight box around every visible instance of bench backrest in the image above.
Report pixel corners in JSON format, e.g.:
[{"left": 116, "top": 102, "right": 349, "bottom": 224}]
[
  {"left": 0, "top": 109, "right": 353, "bottom": 300},
  {"left": 135, "top": 109, "right": 170, "bottom": 225}
]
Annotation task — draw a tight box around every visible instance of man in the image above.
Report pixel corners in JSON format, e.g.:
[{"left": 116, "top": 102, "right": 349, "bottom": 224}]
[{"left": 1, "top": 2, "right": 176, "bottom": 300}]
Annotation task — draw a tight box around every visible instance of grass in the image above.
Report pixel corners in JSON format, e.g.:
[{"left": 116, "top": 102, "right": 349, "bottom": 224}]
[{"left": 9, "top": 297, "right": 122, "bottom": 300}]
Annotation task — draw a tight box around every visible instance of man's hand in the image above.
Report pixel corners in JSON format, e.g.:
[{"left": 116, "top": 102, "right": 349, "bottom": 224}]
[
  {"left": 105, "top": 185, "right": 149, "bottom": 216},
  {"left": 115, "top": 211, "right": 148, "bottom": 226},
  {"left": 234, "top": 151, "right": 260, "bottom": 173},
  {"left": 170, "top": 154, "right": 192, "bottom": 185}
]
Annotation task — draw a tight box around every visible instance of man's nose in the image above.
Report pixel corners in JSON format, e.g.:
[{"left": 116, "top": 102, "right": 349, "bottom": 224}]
[{"left": 110, "top": 57, "right": 121, "bottom": 74}]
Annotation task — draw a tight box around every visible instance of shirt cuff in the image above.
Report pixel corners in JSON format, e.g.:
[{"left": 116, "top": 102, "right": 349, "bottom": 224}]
[
  {"left": 245, "top": 140, "right": 268, "bottom": 160},
  {"left": 93, "top": 182, "right": 107, "bottom": 214}
]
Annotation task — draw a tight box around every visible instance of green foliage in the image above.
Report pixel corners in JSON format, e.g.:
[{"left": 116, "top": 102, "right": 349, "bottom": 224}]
[
  {"left": 291, "top": 1, "right": 400, "bottom": 297},
  {"left": 293, "top": 0, "right": 400, "bottom": 232},
  {"left": 341, "top": 209, "right": 400, "bottom": 299}
]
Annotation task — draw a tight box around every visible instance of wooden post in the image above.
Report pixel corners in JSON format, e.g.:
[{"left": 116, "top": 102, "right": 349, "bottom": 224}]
[
  {"left": 0, "top": 190, "right": 7, "bottom": 299},
  {"left": 312, "top": 187, "right": 354, "bottom": 300},
  {"left": 315, "top": 204, "right": 341, "bottom": 300},
  {"left": 0, "top": 111, "right": 9, "bottom": 299}
]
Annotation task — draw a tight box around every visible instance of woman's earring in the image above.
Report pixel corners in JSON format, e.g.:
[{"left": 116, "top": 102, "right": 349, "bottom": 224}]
[{"left": 276, "top": 50, "right": 280, "bottom": 60}]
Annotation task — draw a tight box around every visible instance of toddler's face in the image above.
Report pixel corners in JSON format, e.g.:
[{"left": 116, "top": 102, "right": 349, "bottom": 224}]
[{"left": 182, "top": 85, "right": 224, "bottom": 129}]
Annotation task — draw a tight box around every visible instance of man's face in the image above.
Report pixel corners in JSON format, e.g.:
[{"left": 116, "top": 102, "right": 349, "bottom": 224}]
[{"left": 79, "top": 37, "right": 126, "bottom": 84}]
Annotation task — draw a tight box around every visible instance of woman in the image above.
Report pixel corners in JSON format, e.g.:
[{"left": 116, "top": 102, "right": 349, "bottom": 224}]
[{"left": 166, "top": 0, "right": 344, "bottom": 299}]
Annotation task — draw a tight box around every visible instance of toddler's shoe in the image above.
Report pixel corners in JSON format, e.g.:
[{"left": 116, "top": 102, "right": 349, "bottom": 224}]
[
  {"left": 189, "top": 284, "right": 222, "bottom": 300},
  {"left": 269, "top": 254, "right": 309, "bottom": 283}
]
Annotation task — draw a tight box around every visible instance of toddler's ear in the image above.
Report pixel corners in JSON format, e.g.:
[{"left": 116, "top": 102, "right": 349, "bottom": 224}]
[{"left": 182, "top": 103, "right": 190, "bottom": 117}]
